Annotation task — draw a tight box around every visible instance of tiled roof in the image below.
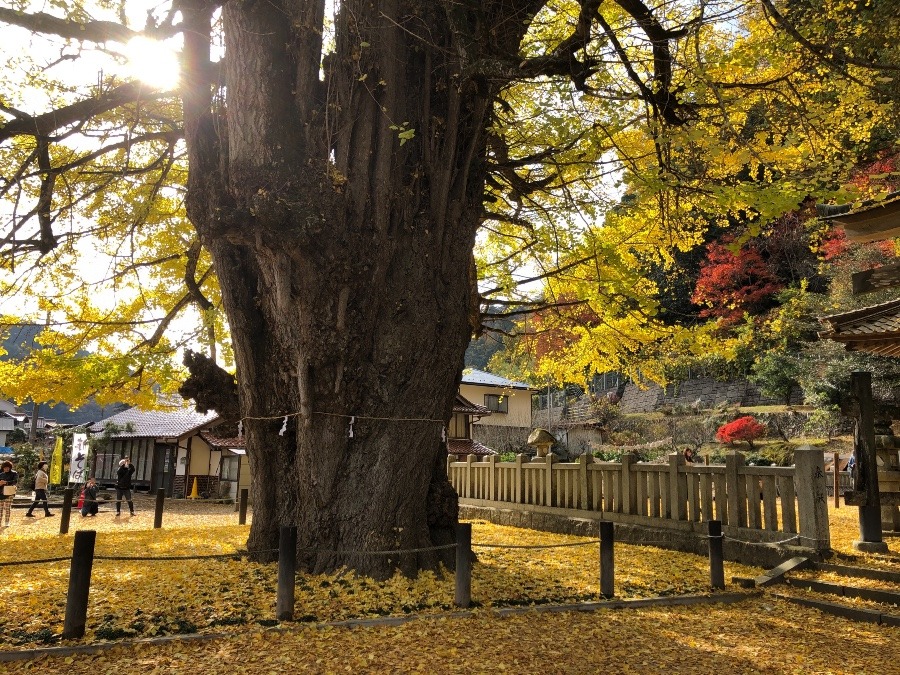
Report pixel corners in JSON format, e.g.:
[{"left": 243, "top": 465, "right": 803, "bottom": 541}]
[
  {"left": 89, "top": 405, "right": 218, "bottom": 438},
  {"left": 200, "top": 433, "right": 246, "bottom": 449},
  {"left": 819, "top": 298, "right": 900, "bottom": 357},
  {"left": 461, "top": 368, "right": 532, "bottom": 390},
  {"left": 818, "top": 191, "right": 900, "bottom": 243},
  {"left": 447, "top": 438, "right": 497, "bottom": 457},
  {"left": 453, "top": 394, "right": 491, "bottom": 417}
]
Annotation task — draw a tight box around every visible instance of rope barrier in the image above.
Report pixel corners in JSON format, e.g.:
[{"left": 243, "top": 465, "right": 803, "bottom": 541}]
[
  {"left": 94, "top": 553, "right": 241, "bottom": 561},
  {"left": 238, "top": 410, "right": 445, "bottom": 424},
  {"left": 723, "top": 534, "right": 802, "bottom": 546},
  {"left": 0, "top": 556, "right": 70, "bottom": 567},
  {"left": 474, "top": 540, "right": 599, "bottom": 550},
  {"left": 298, "top": 543, "right": 458, "bottom": 556}
]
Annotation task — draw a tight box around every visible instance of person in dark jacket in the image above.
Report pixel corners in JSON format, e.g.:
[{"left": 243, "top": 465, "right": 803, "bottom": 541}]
[
  {"left": 25, "top": 461, "right": 54, "bottom": 517},
  {"left": 0, "top": 460, "right": 18, "bottom": 527},
  {"left": 80, "top": 477, "right": 99, "bottom": 517},
  {"left": 116, "top": 457, "right": 136, "bottom": 516}
]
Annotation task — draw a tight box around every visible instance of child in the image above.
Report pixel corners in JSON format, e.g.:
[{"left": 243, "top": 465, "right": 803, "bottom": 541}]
[{"left": 80, "top": 477, "right": 99, "bottom": 517}]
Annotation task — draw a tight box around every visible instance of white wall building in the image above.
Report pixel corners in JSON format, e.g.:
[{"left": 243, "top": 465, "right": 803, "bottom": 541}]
[{"left": 459, "top": 369, "right": 534, "bottom": 453}]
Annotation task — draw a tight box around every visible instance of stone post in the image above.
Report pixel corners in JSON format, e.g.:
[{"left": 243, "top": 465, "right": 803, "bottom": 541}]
[{"left": 794, "top": 445, "right": 831, "bottom": 551}]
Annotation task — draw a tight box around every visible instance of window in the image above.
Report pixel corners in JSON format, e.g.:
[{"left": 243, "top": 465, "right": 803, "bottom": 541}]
[
  {"left": 448, "top": 413, "right": 470, "bottom": 440},
  {"left": 221, "top": 455, "right": 239, "bottom": 482},
  {"left": 484, "top": 394, "right": 508, "bottom": 414}
]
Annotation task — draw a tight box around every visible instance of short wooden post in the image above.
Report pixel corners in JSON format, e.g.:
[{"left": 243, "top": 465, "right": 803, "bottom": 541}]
[
  {"left": 833, "top": 452, "right": 840, "bottom": 509},
  {"left": 153, "top": 488, "right": 165, "bottom": 529},
  {"left": 454, "top": 523, "right": 472, "bottom": 608},
  {"left": 62, "top": 530, "right": 96, "bottom": 639},
  {"left": 59, "top": 488, "right": 73, "bottom": 536},
  {"left": 599, "top": 520, "right": 614, "bottom": 599},
  {"left": 708, "top": 520, "right": 725, "bottom": 590},
  {"left": 238, "top": 488, "right": 249, "bottom": 525},
  {"left": 276, "top": 526, "right": 297, "bottom": 621}
]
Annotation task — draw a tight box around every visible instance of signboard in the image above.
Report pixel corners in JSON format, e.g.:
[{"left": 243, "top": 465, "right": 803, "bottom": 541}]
[
  {"left": 50, "top": 436, "right": 63, "bottom": 484},
  {"left": 69, "top": 433, "right": 89, "bottom": 484}
]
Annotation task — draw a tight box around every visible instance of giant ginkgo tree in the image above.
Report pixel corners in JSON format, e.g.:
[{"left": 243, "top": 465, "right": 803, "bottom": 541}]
[{"left": 1, "top": 0, "right": 897, "bottom": 577}]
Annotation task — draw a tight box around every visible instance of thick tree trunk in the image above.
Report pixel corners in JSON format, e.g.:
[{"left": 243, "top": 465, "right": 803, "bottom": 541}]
[{"left": 180, "top": 0, "right": 536, "bottom": 578}]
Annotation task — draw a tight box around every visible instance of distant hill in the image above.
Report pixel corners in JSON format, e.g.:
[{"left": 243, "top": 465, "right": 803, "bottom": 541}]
[{"left": 1, "top": 324, "right": 128, "bottom": 425}]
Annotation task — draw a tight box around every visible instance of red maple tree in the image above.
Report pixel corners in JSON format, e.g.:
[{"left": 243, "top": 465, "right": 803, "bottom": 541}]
[
  {"left": 691, "top": 238, "right": 783, "bottom": 325},
  {"left": 716, "top": 416, "right": 767, "bottom": 449}
]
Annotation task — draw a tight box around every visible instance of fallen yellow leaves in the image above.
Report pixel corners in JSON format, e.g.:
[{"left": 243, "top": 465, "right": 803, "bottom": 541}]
[
  {"left": 0, "top": 506, "right": 763, "bottom": 650},
  {"left": 7, "top": 597, "right": 900, "bottom": 674},
  {"left": 1, "top": 498, "right": 898, "bottom": 674}
]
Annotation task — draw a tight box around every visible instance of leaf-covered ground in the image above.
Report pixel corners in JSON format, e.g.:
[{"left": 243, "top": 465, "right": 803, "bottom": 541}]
[{"left": 1, "top": 497, "right": 898, "bottom": 673}]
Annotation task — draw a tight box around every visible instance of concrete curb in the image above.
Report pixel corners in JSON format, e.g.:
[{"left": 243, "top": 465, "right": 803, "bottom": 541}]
[{"left": 0, "top": 591, "right": 759, "bottom": 663}]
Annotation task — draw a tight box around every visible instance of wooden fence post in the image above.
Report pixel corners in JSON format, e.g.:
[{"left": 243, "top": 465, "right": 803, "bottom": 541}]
[
  {"left": 599, "top": 520, "right": 614, "bottom": 599},
  {"left": 238, "top": 488, "right": 249, "bottom": 525},
  {"left": 487, "top": 454, "right": 497, "bottom": 501},
  {"left": 578, "top": 453, "right": 592, "bottom": 510},
  {"left": 63, "top": 530, "right": 96, "bottom": 639},
  {"left": 276, "top": 526, "right": 297, "bottom": 621},
  {"left": 514, "top": 454, "right": 524, "bottom": 503},
  {"left": 153, "top": 488, "right": 165, "bottom": 529},
  {"left": 725, "top": 451, "right": 746, "bottom": 528},
  {"left": 544, "top": 454, "right": 557, "bottom": 507},
  {"left": 620, "top": 453, "right": 636, "bottom": 515},
  {"left": 455, "top": 523, "right": 472, "bottom": 608},
  {"left": 668, "top": 452, "right": 687, "bottom": 520},
  {"left": 466, "top": 454, "right": 475, "bottom": 499},
  {"left": 59, "top": 488, "right": 73, "bottom": 536},
  {"left": 794, "top": 445, "right": 831, "bottom": 551},
  {"left": 708, "top": 520, "right": 725, "bottom": 590}
]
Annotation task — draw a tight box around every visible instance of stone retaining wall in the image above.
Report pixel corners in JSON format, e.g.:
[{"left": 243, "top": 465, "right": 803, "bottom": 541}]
[{"left": 459, "top": 503, "right": 824, "bottom": 569}]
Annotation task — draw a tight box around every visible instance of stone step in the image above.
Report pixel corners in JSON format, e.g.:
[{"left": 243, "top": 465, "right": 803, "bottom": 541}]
[
  {"left": 810, "top": 562, "right": 900, "bottom": 584},
  {"left": 771, "top": 593, "right": 900, "bottom": 626},
  {"left": 785, "top": 578, "right": 900, "bottom": 605}
]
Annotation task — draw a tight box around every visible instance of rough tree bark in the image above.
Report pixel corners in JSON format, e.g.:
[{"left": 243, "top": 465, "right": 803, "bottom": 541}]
[{"left": 179, "top": 0, "right": 543, "bottom": 578}]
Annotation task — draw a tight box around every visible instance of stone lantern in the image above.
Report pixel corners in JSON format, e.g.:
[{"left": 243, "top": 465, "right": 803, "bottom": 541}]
[{"left": 527, "top": 427, "right": 556, "bottom": 458}]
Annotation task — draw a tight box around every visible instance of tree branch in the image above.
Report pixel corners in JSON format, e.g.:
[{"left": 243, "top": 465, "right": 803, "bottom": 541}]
[
  {"left": 0, "top": 83, "right": 171, "bottom": 143},
  {"left": 0, "top": 7, "right": 183, "bottom": 44}
]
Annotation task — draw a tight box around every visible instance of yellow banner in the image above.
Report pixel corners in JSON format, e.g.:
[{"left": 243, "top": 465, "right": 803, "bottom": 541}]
[{"left": 50, "top": 436, "right": 63, "bottom": 485}]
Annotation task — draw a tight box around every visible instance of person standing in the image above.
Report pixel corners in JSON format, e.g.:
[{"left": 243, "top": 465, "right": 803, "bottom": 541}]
[
  {"left": 80, "top": 477, "right": 99, "bottom": 517},
  {"left": 25, "top": 461, "right": 54, "bottom": 518},
  {"left": 0, "top": 460, "right": 18, "bottom": 527},
  {"left": 116, "top": 457, "right": 136, "bottom": 516}
]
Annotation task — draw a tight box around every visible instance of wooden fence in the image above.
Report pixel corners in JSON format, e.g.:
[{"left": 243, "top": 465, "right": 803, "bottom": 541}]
[{"left": 448, "top": 448, "right": 830, "bottom": 551}]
